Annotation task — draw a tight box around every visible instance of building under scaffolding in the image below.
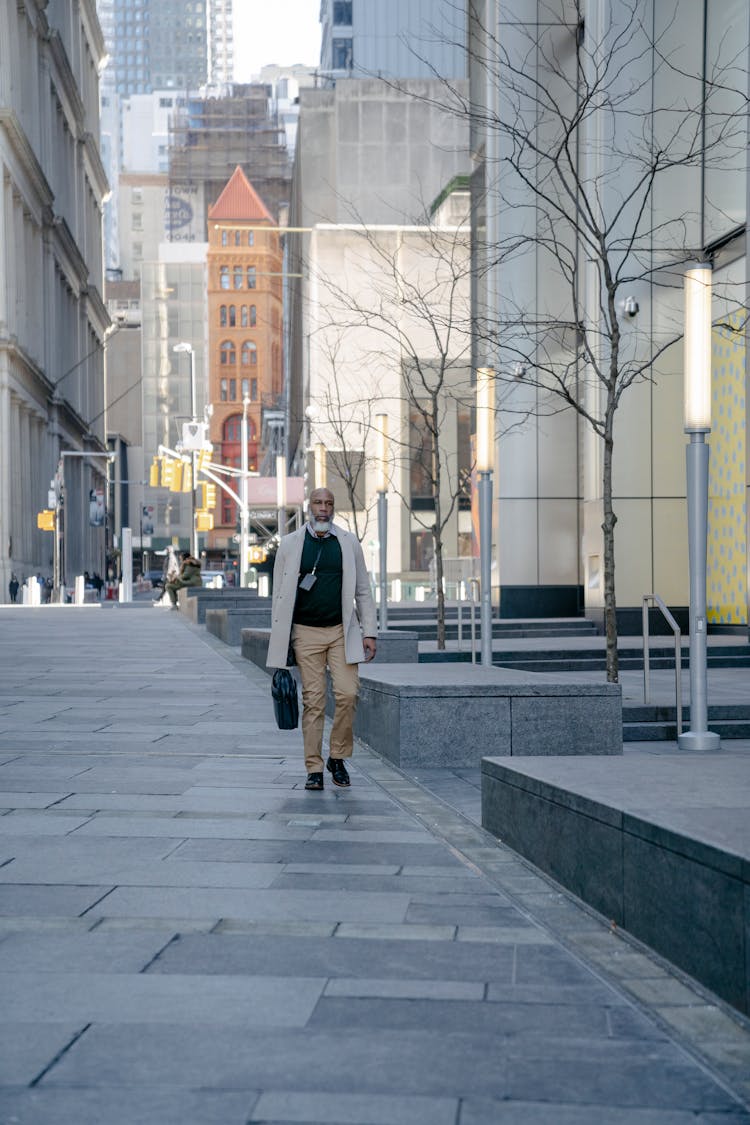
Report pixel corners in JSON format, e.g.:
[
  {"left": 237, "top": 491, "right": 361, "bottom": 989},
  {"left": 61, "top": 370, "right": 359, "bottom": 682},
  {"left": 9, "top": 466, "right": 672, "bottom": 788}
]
[{"left": 167, "top": 84, "right": 291, "bottom": 236}]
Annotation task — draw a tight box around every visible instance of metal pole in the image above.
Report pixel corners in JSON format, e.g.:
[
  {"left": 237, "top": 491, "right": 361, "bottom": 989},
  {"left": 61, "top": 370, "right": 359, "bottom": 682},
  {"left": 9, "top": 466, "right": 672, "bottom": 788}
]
[
  {"left": 678, "top": 434, "right": 720, "bottom": 749},
  {"left": 478, "top": 470, "right": 493, "bottom": 667},
  {"left": 240, "top": 397, "right": 249, "bottom": 587},
  {"left": 189, "top": 349, "right": 198, "bottom": 558},
  {"left": 377, "top": 490, "right": 388, "bottom": 631}
]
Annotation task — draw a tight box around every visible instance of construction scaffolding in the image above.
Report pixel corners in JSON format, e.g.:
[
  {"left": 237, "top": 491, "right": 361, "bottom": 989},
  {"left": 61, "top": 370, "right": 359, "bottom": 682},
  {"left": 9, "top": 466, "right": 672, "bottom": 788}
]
[{"left": 167, "top": 84, "right": 291, "bottom": 233}]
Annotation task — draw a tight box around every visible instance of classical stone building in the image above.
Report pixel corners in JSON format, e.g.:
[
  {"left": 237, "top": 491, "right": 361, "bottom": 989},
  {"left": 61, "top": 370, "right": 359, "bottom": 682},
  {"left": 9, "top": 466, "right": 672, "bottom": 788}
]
[{"left": 0, "top": 0, "right": 110, "bottom": 597}]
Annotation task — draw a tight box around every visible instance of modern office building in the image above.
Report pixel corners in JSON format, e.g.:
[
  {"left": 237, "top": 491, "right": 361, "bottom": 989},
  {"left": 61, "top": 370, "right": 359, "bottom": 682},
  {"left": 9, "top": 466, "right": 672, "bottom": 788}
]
[
  {"left": 0, "top": 0, "right": 110, "bottom": 598},
  {"left": 319, "top": 0, "right": 467, "bottom": 82},
  {"left": 469, "top": 0, "right": 748, "bottom": 629},
  {"left": 286, "top": 77, "right": 470, "bottom": 493}
]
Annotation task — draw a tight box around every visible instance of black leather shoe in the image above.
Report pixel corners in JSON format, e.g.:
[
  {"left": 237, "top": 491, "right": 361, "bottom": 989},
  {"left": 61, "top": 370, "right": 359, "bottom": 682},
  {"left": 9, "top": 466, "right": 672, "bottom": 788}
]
[
  {"left": 326, "top": 757, "right": 350, "bottom": 787},
  {"left": 304, "top": 772, "right": 324, "bottom": 790}
]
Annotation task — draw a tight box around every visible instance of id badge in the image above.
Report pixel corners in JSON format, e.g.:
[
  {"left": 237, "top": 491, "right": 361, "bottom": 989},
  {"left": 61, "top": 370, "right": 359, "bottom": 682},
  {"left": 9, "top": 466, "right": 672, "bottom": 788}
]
[{"left": 299, "top": 572, "right": 317, "bottom": 591}]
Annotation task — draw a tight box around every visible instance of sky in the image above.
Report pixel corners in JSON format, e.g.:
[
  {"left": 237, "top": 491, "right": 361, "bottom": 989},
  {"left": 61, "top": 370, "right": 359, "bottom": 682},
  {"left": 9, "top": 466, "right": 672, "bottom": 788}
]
[{"left": 231, "top": 0, "right": 322, "bottom": 80}]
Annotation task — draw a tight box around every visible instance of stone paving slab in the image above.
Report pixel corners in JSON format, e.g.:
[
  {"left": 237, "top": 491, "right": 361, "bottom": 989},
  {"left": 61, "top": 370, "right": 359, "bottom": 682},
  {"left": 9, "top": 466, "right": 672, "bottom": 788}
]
[{"left": 0, "top": 607, "right": 748, "bottom": 1123}]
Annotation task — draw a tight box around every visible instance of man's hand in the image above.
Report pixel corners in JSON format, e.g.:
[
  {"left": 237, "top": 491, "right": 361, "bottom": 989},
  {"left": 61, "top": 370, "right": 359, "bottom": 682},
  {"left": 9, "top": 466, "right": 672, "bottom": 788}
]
[{"left": 363, "top": 637, "right": 377, "bottom": 662}]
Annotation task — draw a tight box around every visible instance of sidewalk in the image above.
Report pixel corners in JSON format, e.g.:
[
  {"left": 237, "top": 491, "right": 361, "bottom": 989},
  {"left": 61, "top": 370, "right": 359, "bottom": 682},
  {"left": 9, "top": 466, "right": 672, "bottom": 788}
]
[{"left": 0, "top": 605, "right": 748, "bottom": 1124}]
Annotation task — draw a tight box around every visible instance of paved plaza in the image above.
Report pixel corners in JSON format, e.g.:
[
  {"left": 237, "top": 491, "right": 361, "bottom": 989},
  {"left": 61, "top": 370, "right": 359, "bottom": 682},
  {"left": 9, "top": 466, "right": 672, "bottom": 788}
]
[{"left": 0, "top": 605, "right": 749, "bottom": 1124}]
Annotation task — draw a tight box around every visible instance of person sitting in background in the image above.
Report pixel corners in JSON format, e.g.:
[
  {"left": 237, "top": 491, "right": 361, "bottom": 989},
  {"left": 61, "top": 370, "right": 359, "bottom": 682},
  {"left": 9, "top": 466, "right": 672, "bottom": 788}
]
[{"left": 165, "top": 551, "right": 202, "bottom": 609}]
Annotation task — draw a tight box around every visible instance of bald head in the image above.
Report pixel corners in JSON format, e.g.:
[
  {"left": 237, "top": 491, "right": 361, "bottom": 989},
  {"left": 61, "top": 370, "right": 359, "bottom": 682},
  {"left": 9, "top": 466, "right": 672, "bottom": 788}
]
[{"left": 309, "top": 489, "right": 335, "bottom": 534}]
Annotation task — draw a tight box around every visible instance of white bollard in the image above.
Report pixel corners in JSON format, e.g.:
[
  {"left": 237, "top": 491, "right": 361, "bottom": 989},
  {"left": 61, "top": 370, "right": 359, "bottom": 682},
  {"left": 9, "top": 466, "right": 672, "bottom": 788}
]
[
  {"left": 258, "top": 574, "right": 270, "bottom": 597},
  {"left": 74, "top": 575, "right": 85, "bottom": 605}
]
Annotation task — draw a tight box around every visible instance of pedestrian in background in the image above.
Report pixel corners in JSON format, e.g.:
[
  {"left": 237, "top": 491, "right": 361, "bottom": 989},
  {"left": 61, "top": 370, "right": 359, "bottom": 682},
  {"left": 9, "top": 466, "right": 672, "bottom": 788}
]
[
  {"left": 8, "top": 574, "right": 19, "bottom": 603},
  {"left": 165, "top": 551, "right": 202, "bottom": 609},
  {"left": 266, "top": 487, "right": 377, "bottom": 791},
  {"left": 154, "top": 546, "right": 180, "bottom": 605}
]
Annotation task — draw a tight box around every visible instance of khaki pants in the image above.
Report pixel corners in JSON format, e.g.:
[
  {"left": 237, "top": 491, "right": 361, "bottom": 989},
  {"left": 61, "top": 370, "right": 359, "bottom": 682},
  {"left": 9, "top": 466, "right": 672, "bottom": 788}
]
[{"left": 292, "top": 623, "right": 360, "bottom": 772}]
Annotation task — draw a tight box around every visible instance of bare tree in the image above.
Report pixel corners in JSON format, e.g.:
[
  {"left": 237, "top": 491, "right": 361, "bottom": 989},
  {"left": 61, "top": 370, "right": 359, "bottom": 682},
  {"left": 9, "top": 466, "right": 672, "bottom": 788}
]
[
  {"left": 306, "top": 216, "right": 482, "bottom": 649},
  {"left": 387, "top": 0, "right": 748, "bottom": 680}
]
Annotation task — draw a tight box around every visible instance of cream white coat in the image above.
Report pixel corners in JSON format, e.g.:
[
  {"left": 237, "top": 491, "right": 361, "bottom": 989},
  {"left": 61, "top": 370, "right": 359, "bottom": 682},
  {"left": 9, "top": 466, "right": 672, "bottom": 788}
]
[{"left": 266, "top": 524, "right": 377, "bottom": 669}]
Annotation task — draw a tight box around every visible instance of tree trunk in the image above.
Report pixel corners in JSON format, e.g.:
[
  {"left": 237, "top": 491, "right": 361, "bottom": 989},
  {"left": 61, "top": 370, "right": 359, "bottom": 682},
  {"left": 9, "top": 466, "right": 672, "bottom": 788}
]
[
  {"left": 434, "top": 516, "right": 446, "bottom": 650},
  {"left": 601, "top": 426, "right": 619, "bottom": 683}
]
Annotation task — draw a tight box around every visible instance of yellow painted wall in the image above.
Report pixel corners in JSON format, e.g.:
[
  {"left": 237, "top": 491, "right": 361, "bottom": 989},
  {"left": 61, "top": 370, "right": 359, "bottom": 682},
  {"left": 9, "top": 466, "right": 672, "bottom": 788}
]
[{"left": 707, "top": 317, "right": 747, "bottom": 624}]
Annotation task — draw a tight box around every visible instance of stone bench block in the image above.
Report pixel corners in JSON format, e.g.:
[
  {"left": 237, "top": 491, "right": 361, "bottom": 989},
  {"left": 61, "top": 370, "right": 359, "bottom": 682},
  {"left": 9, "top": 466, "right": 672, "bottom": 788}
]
[
  {"left": 481, "top": 754, "right": 750, "bottom": 1016},
  {"left": 178, "top": 588, "right": 269, "bottom": 624},
  {"left": 355, "top": 665, "right": 622, "bottom": 767},
  {"left": 205, "top": 607, "right": 273, "bottom": 646},
  {"left": 240, "top": 628, "right": 419, "bottom": 673}
]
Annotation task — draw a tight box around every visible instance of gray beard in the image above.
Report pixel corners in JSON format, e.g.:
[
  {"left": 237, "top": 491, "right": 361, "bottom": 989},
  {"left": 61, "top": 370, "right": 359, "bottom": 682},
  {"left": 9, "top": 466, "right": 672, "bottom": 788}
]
[{"left": 312, "top": 518, "right": 331, "bottom": 533}]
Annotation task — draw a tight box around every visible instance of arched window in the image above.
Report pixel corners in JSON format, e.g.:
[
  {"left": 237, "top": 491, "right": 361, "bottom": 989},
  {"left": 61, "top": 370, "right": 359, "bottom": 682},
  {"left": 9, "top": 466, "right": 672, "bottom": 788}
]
[
  {"left": 223, "top": 414, "right": 257, "bottom": 441},
  {"left": 249, "top": 305, "right": 256, "bottom": 326},
  {"left": 219, "top": 266, "right": 230, "bottom": 290},
  {"left": 220, "top": 340, "right": 236, "bottom": 365},
  {"left": 247, "top": 266, "right": 256, "bottom": 289},
  {"left": 219, "top": 305, "right": 227, "bottom": 327},
  {"left": 241, "top": 341, "right": 257, "bottom": 366},
  {"left": 233, "top": 266, "right": 243, "bottom": 289},
  {"left": 228, "top": 305, "right": 236, "bottom": 327},
  {"left": 240, "top": 305, "right": 248, "bottom": 327}
]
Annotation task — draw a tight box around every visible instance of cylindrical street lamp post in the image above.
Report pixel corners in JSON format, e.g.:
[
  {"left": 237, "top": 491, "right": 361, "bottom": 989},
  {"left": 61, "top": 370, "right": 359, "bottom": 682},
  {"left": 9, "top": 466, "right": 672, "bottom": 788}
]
[
  {"left": 276, "top": 454, "right": 287, "bottom": 540},
  {"left": 375, "top": 413, "right": 389, "bottom": 631},
  {"left": 173, "top": 342, "right": 198, "bottom": 557},
  {"left": 678, "top": 264, "right": 720, "bottom": 751},
  {"left": 314, "top": 442, "right": 327, "bottom": 490},
  {"left": 476, "top": 367, "right": 495, "bottom": 668},
  {"left": 240, "top": 395, "right": 250, "bottom": 587}
]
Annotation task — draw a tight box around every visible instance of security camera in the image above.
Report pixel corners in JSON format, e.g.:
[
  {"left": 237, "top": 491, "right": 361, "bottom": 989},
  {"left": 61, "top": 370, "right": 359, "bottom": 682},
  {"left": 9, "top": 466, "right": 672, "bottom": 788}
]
[
  {"left": 512, "top": 362, "right": 527, "bottom": 379},
  {"left": 624, "top": 296, "right": 639, "bottom": 318}
]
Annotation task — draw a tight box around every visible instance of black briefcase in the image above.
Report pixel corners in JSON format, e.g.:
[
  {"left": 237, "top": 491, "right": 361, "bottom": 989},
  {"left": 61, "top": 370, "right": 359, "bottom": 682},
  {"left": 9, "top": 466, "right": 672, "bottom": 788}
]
[{"left": 271, "top": 668, "right": 299, "bottom": 730}]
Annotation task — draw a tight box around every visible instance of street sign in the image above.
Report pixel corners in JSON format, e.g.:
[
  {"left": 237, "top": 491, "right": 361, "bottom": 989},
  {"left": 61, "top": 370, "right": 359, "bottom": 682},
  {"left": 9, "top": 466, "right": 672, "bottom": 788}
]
[{"left": 181, "top": 421, "right": 208, "bottom": 450}]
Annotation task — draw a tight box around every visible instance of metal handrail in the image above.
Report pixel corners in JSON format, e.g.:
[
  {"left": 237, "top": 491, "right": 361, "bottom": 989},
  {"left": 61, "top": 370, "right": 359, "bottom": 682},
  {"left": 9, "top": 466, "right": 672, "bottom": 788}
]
[
  {"left": 642, "top": 594, "right": 683, "bottom": 737},
  {"left": 468, "top": 578, "right": 480, "bottom": 664}
]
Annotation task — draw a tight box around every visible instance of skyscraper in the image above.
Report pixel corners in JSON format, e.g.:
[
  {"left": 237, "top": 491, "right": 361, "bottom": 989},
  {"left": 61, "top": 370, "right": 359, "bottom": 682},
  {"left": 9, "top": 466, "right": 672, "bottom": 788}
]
[{"left": 96, "top": 0, "right": 235, "bottom": 111}]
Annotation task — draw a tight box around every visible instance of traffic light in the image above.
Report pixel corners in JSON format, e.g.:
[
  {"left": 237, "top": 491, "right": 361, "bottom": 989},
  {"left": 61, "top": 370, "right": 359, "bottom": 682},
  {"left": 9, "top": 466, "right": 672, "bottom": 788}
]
[
  {"left": 149, "top": 458, "right": 160, "bottom": 488},
  {"left": 196, "top": 447, "right": 213, "bottom": 472},
  {"left": 160, "top": 458, "right": 174, "bottom": 488},
  {"left": 196, "top": 512, "right": 214, "bottom": 532},
  {"left": 206, "top": 483, "right": 217, "bottom": 509},
  {"left": 37, "top": 510, "right": 55, "bottom": 531},
  {"left": 196, "top": 482, "right": 208, "bottom": 511},
  {"left": 169, "top": 460, "right": 184, "bottom": 492},
  {"left": 181, "top": 460, "right": 193, "bottom": 492}
]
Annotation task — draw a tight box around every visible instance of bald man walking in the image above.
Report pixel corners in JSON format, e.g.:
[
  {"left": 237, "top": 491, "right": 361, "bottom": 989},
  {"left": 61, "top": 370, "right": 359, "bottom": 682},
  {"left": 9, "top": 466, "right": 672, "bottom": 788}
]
[{"left": 266, "top": 489, "right": 377, "bottom": 790}]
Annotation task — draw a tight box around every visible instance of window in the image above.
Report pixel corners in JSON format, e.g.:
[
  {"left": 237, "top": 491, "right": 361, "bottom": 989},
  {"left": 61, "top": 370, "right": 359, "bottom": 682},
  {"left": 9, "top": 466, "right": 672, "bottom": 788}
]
[
  {"left": 220, "top": 265, "right": 230, "bottom": 290},
  {"left": 249, "top": 304, "right": 256, "bottom": 326},
  {"left": 332, "top": 38, "right": 353, "bottom": 69},
  {"left": 241, "top": 378, "right": 249, "bottom": 399},
  {"left": 240, "top": 305, "right": 248, "bottom": 327},
  {"left": 233, "top": 265, "right": 243, "bottom": 289},
  {"left": 409, "top": 403, "right": 435, "bottom": 504},
  {"left": 220, "top": 378, "right": 228, "bottom": 401},
  {"left": 251, "top": 377, "right": 258, "bottom": 401},
  {"left": 246, "top": 266, "right": 256, "bottom": 289},
  {"left": 228, "top": 305, "right": 236, "bottom": 327},
  {"left": 229, "top": 378, "right": 237, "bottom": 400},
  {"left": 159, "top": 96, "right": 174, "bottom": 107},
  {"left": 220, "top": 340, "right": 236, "bottom": 365},
  {"left": 132, "top": 212, "right": 142, "bottom": 230},
  {"left": 333, "top": 1, "right": 352, "bottom": 24},
  {"left": 241, "top": 341, "right": 257, "bottom": 366},
  {"left": 219, "top": 305, "right": 227, "bottom": 327},
  {"left": 224, "top": 415, "right": 241, "bottom": 441},
  {"left": 221, "top": 230, "right": 228, "bottom": 246},
  {"left": 234, "top": 230, "right": 241, "bottom": 246},
  {"left": 247, "top": 231, "right": 254, "bottom": 246}
]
